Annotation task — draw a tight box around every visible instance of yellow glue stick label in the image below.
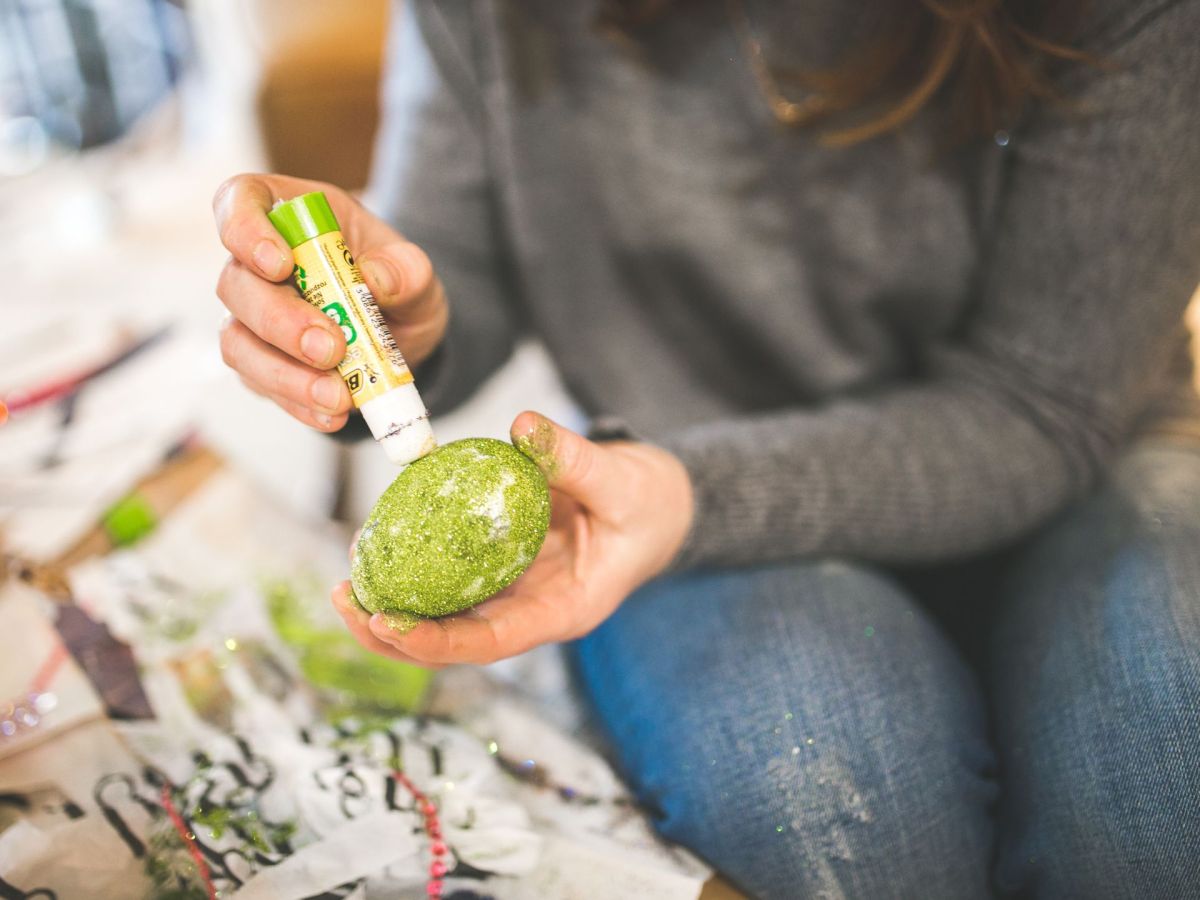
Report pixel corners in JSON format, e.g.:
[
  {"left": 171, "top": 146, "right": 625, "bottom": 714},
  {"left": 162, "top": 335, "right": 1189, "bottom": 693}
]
[{"left": 290, "top": 232, "right": 413, "bottom": 406}]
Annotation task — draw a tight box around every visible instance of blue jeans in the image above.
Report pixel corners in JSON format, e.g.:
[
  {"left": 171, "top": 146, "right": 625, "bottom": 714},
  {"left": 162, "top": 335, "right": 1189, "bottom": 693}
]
[{"left": 571, "top": 439, "right": 1200, "bottom": 898}]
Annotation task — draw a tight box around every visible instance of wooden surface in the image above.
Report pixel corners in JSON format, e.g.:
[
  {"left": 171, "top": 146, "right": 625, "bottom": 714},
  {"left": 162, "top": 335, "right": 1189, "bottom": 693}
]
[
  {"left": 53, "top": 444, "right": 223, "bottom": 571},
  {"left": 5, "top": 445, "right": 223, "bottom": 600}
]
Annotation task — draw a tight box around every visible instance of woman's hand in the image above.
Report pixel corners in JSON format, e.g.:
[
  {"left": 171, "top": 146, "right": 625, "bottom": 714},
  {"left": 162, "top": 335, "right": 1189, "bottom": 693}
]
[
  {"left": 331, "top": 412, "right": 695, "bottom": 667},
  {"left": 212, "top": 173, "right": 448, "bottom": 432}
]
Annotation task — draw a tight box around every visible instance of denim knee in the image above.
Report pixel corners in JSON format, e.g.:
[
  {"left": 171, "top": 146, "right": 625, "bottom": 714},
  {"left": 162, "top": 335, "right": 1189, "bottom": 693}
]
[
  {"left": 990, "top": 443, "right": 1200, "bottom": 899},
  {"left": 574, "top": 561, "right": 997, "bottom": 899}
]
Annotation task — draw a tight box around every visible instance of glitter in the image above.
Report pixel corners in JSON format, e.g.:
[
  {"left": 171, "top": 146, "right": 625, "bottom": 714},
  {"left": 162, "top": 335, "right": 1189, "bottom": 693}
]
[
  {"left": 773, "top": 727, "right": 781, "bottom": 735},
  {"left": 994, "top": 129, "right": 1011, "bottom": 146},
  {"left": 791, "top": 746, "right": 800, "bottom": 755},
  {"left": 351, "top": 438, "right": 551, "bottom": 618},
  {"left": 522, "top": 759, "right": 536, "bottom": 769},
  {"left": 382, "top": 612, "right": 421, "bottom": 635},
  {"left": 775, "top": 825, "right": 784, "bottom": 833},
  {"left": 784, "top": 712, "right": 793, "bottom": 720},
  {"left": 864, "top": 626, "right": 875, "bottom": 638},
  {"left": 806, "top": 738, "right": 815, "bottom": 745},
  {"left": 487, "top": 741, "right": 499, "bottom": 755},
  {"left": 514, "top": 418, "right": 560, "bottom": 477},
  {"left": 224, "top": 638, "right": 238, "bottom": 651}
]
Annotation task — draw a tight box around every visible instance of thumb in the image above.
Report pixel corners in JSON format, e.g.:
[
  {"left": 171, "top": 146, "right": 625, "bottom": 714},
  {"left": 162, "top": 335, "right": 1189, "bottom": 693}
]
[
  {"left": 512, "top": 411, "right": 610, "bottom": 509},
  {"left": 356, "top": 240, "right": 442, "bottom": 325}
]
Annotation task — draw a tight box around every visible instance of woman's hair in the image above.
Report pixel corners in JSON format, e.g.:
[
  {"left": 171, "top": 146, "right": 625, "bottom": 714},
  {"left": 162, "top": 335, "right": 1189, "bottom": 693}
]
[{"left": 596, "top": 0, "right": 1092, "bottom": 146}]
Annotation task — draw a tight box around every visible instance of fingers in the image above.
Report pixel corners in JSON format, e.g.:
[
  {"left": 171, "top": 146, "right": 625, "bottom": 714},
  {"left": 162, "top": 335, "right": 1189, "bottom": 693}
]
[
  {"left": 213, "top": 174, "right": 351, "bottom": 433},
  {"left": 221, "top": 315, "right": 351, "bottom": 419},
  {"left": 213, "top": 172, "right": 414, "bottom": 282},
  {"left": 511, "top": 411, "right": 609, "bottom": 510},
  {"left": 264, "top": 387, "right": 349, "bottom": 433},
  {"left": 213, "top": 174, "right": 295, "bottom": 281},
  {"left": 330, "top": 582, "right": 433, "bottom": 668},
  {"left": 357, "top": 241, "right": 442, "bottom": 322},
  {"left": 213, "top": 172, "right": 448, "bottom": 395},
  {"left": 217, "top": 257, "right": 346, "bottom": 368},
  {"left": 364, "top": 589, "right": 571, "bottom": 666},
  {"left": 239, "top": 373, "right": 349, "bottom": 432},
  {"left": 356, "top": 241, "right": 449, "bottom": 364}
]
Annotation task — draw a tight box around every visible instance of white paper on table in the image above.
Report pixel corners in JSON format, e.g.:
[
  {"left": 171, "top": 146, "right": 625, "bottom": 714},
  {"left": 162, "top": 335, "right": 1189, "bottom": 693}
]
[
  {"left": 429, "top": 666, "right": 712, "bottom": 896},
  {"left": 0, "top": 807, "right": 150, "bottom": 899},
  {"left": 0, "top": 437, "right": 175, "bottom": 562},
  {"left": 0, "top": 325, "right": 214, "bottom": 562},
  {"left": 0, "top": 718, "right": 152, "bottom": 899},
  {"left": 37, "top": 467, "right": 708, "bottom": 899},
  {"left": 69, "top": 468, "right": 347, "bottom": 612},
  {"left": 233, "top": 811, "right": 422, "bottom": 900},
  {"left": 0, "top": 583, "right": 104, "bottom": 761}
]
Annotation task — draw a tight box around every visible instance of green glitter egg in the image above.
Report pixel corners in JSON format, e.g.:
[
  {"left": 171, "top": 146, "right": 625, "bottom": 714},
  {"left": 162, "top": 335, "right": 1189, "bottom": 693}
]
[{"left": 351, "top": 438, "right": 551, "bottom": 618}]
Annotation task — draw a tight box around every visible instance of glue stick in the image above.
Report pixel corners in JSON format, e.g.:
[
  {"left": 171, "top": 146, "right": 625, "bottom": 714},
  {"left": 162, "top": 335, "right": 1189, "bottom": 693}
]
[{"left": 268, "top": 192, "right": 436, "bottom": 466}]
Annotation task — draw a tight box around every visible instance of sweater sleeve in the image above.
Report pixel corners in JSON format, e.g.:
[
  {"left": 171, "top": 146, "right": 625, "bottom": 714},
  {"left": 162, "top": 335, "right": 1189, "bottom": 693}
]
[
  {"left": 365, "top": 0, "right": 521, "bottom": 415},
  {"left": 660, "top": 0, "right": 1200, "bottom": 569}
]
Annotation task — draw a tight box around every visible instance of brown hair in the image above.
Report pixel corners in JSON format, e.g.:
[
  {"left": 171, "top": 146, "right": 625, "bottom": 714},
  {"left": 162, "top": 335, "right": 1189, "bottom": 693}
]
[{"left": 596, "top": 0, "right": 1092, "bottom": 146}]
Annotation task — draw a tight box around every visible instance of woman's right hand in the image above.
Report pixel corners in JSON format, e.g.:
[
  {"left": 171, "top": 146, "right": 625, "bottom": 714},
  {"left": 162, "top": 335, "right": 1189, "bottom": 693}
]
[{"left": 212, "top": 173, "right": 448, "bottom": 432}]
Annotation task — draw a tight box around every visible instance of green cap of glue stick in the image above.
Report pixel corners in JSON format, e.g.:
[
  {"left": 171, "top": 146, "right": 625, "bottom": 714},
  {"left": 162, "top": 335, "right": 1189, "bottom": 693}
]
[{"left": 267, "top": 191, "right": 341, "bottom": 249}]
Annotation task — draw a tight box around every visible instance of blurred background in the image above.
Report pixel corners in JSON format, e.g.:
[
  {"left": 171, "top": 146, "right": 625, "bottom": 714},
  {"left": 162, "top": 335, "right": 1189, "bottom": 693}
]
[
  {"left": 2, "top": 0, "right": 1196, "bottom": 572},
  {"left": 0, "top": 0, "right": 578, "bottom": 566},
  {"left": 0, "top": 4, "right": 1194, "bottom": 896},
  {"left": 0, "top": 6, "right": 716, "bottom": 896}
]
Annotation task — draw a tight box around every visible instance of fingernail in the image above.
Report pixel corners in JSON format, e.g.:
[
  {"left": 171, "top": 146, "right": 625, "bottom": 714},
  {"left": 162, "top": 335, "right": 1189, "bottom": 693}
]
[
  {"left": 361, "top": 259, "right": 395, "bottom": 297},
  {"left": 515, "top": 415, "right": 559, "bottom": 476},
  {"left": 311, "top": 375, "right": 343, "bottom": 411},
  {"left": 253, "top": 240, "right": 288, "bottom": 279},
  {"left": 314, "top": 412, "right": 333, "bottom": 428},
  {"left": 377, "top": 612, "right": 421, "bottom": 636},
  {"left": 301, "top": 327, "right": 336, "bottom": 366}
]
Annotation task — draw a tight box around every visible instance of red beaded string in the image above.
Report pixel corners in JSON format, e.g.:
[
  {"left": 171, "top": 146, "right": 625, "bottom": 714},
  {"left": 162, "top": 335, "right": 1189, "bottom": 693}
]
[
  {"left": 160, "top": 784, "right": 218, "bottom": 900},
  {"left": 159, "top": 771, "right": 443, "bottom": 898},
  {"left": 392, "top": 770, "right": 447, "bottom": 898}
]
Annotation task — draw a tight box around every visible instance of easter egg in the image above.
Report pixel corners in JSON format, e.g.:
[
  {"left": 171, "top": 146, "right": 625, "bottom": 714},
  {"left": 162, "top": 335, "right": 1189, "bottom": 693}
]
[{"left": 351, "top": 438, "right": 551, "bottom": 618}]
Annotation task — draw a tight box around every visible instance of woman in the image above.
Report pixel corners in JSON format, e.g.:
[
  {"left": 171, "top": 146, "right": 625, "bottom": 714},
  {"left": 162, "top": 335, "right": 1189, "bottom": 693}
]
[{"left": 212, "top": 0, "right": 1200, "bottom": 896}]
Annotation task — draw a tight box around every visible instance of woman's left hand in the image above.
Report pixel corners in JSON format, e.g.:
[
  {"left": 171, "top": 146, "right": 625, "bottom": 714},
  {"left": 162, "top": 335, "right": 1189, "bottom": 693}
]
[{"left": 330, "top": 411, "right": 694, "bottom": 667}]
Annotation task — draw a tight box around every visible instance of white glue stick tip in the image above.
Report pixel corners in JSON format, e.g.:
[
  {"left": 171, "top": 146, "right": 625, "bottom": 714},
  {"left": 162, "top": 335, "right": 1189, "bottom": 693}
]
[
  {"left": 360, "top": 383, "right": 437, "bottom": 467},
  {"left": 381, "top": 418, "right": 437, "bottom": 466}
]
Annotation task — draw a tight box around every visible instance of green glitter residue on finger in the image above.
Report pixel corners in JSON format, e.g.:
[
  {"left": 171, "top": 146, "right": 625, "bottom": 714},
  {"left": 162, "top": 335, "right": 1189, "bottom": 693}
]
[
  {"left": 380, "top": 611, "right": 422, "bottom": 635},
  {"left": 351, "top": 438, "right": 551, "bottom": 619},
  {"left": 514, "top": 418, "right": 559, "bottom": 478}
]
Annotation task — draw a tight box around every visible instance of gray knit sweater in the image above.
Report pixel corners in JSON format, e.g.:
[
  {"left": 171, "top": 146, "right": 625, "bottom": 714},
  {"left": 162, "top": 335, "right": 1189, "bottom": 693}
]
[{"left": 365, "top": 0, "right": 1200, "bottom": 569}]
